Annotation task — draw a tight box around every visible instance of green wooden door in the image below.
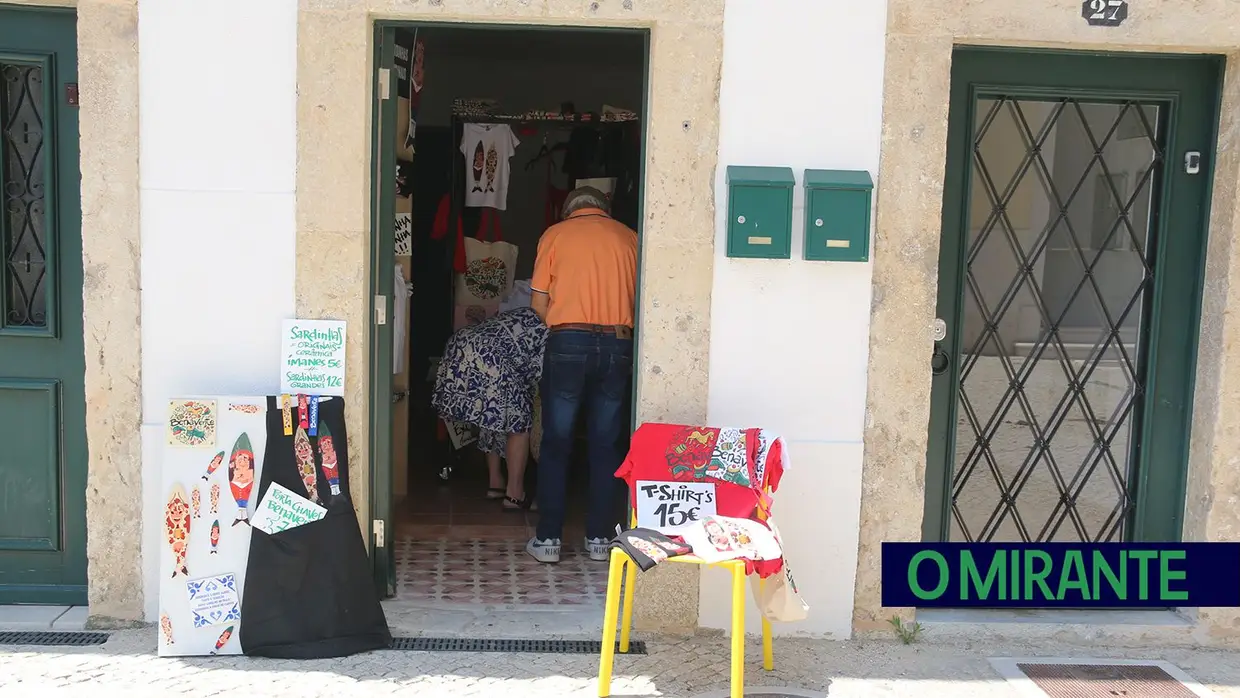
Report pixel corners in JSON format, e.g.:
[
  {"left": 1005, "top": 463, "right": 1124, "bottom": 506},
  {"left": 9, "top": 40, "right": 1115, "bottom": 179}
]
[
  {"left": 924, "top": 48, "right": 1220, "bottom": 547},
  {"left": 369, "top": 25, "right": 398, "bottom": 598},
  {"left": 0, "top": 6, "right": 86, "bottom": 605}
]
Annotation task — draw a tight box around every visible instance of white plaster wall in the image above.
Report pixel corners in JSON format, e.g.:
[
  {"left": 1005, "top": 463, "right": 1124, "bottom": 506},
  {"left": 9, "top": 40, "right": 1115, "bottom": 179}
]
[
  {"left": 703, "top": 0, "right": 887, "bottom": 638},
  {"left": 137, "top": 0, "right": 298, "bottom": 620}
]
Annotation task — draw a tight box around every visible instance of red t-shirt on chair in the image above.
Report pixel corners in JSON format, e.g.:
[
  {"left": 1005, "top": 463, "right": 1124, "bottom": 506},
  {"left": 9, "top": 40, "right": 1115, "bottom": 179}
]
[{"left": 613, "top": 423, "right": 789, "bottom": 577}]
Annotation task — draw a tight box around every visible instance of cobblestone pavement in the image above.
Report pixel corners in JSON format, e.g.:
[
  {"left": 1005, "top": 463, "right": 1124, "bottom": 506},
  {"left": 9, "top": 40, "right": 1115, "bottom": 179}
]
[{"left": 6, "top": 628, "right": 1240, "bottom": 697}]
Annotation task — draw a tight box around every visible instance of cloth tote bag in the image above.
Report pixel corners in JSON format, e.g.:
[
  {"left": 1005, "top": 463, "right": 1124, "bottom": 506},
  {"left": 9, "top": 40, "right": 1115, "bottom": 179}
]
[
  {"left": 454, "top": 238, "right": 517, "bottom": 308},
  {"left": 749, "top": 517, "right": 809, "bottom": 622}
]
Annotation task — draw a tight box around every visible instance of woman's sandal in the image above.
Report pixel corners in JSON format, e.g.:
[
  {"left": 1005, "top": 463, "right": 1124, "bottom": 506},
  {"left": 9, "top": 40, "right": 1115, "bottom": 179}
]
[
  {"left": 486, "top": 487, "right": 506, "bottom": 500},
  {"left": 502, "top": 496, "right": 537, "bottom": 512}
]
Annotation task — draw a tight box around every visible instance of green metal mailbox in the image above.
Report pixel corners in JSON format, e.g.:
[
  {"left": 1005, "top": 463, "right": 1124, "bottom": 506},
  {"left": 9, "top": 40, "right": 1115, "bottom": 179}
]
[
  {"left": 803, "top": 169, "right": 873, "bottom": 262},
  {"left": 725, "top": 166, "right": 795, "bottom": 259}
]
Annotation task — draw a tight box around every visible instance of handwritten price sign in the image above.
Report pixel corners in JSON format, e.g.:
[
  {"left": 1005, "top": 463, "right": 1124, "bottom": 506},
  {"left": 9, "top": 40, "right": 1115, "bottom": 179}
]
[{"left": 635, "top": 481, "right": 718, "bottom": 532}]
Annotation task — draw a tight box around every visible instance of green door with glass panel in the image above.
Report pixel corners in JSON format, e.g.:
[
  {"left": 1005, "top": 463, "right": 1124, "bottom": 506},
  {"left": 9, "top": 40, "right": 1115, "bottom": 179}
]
[
  {"left": 0, "top": 6, "right": 86, "bottom": 605},
  {"left": 924, "top": 48, "right": 1220, "bottom": 548}
]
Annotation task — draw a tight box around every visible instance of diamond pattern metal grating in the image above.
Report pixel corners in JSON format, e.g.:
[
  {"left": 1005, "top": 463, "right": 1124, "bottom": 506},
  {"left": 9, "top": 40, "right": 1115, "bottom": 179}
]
[
  {"left": 951, "top": 96, "right": 1164, "bottom": 543},
  {"left": 388, "top": 636, "right": 648, "bottom": 654},
  {"left": 0, "top": 631, "right": 109, "bottom": 647}
]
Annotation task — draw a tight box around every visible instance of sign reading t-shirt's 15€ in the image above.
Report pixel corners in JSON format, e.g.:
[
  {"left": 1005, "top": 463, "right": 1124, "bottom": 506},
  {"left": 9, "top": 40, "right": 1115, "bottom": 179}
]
[{"left": 635, "top": 480, "right": 718, "bottom": 532}]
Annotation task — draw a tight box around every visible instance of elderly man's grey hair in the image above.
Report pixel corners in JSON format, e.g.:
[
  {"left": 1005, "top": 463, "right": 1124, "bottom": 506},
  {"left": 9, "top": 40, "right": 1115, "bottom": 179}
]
[{"left": 561, "top": 186, "right": 611, "bottom": 218}]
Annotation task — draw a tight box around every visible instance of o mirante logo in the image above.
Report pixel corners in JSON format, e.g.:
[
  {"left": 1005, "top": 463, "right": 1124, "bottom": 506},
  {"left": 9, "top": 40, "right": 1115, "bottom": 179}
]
[{"left": 880, "top": 543, "right": 1240, "bottom": 608}]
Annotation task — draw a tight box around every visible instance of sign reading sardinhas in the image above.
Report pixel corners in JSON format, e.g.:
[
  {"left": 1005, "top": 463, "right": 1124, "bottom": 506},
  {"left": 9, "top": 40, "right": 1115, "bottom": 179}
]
[
  {"left": 635, "top": 481, "right": 717, "bottom": 532},
  {"left": 881, "top": 543, "right": 1240, "bottom": 608},
  {"left": 280, "top": 319, "right": 346, "bottom": 397}
]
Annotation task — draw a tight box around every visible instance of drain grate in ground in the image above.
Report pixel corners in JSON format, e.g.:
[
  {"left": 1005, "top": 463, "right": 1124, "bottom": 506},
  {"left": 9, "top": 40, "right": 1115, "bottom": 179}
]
[
  {"left": 990, "top": 658, "right": 1215, "bottom": 698},
  {"left": 389, "top": 637, "right": 647, "bottom": 655},
  {"left": 0, "top": 631, "right": 109, "bottom": 647},
  {"left": 1018, "top": 663, "right": 1199, "bottom": 698}
]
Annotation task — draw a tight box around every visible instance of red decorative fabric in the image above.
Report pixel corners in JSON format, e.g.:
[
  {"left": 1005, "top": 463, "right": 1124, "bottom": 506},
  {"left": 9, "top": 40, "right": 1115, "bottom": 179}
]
[
  {"left": 431, "top": 195, "right": 504, "bottom": 272},
  {"left": 614, "top": 423, "right": 788, "bottom": 577}
]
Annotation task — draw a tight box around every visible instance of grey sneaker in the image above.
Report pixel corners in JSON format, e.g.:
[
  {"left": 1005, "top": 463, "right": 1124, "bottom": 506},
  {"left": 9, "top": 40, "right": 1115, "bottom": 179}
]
[
  {"left": 525, "top": 537, "right": 562, "bottom": 563},
  {"left": 584, "top": 537, "right": 610, "bottom": 562}
]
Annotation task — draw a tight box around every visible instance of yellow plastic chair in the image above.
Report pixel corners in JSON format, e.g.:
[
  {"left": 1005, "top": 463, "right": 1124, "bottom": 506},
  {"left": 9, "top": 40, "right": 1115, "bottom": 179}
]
[{"left": 597, "top": 495, "right": 776, "bottom": 698}]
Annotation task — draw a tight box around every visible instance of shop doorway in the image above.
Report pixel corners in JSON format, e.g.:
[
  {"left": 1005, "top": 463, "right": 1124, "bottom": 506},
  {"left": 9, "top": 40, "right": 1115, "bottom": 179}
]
[
  {"left": 923, "top": 48, "right": 1220, "bottom": 550},
  {"left": 368, "top": 23, "right": 648, "bottom": 608},
  {"left": 0, "top": 6, "right": 87, "bottom": 606}
]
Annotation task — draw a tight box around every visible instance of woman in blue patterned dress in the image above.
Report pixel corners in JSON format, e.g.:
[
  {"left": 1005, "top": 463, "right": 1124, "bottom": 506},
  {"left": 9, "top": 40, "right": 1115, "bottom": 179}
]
[{"left": 432, "top": 306, "right": 547, "bottom": 510}]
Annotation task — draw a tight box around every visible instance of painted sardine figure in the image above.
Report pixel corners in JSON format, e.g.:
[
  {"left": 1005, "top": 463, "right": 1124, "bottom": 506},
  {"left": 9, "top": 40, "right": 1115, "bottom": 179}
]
[
  {"left": 209, "top": 625, "right": 235, "bottom": 655},
  {"left": 294, "top": 426, "right": 320, "bottom": 503},
  {"left": 159, "top": 612, "right": 174, "bottom": 645},
  {"left": 164, "top": 483, "right": 191, "bottom": 578},
  {"left": 228, "top": 433, "right": 256, "bottom": 526},
  {"left": 209, "top": 519, "right": 221, "bottom": 554},
  {"left": 471, "top": 141, "right": 485, "bottom": 192},
  {"left": 201, "top": 451, "right": 225, "bottom": 481},
  {"left": 318, "top": 421, "right": 341, "bottom": 497}
]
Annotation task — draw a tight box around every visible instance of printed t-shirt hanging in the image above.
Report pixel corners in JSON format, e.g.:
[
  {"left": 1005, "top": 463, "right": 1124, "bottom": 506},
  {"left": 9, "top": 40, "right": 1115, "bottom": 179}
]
[{"left": 460, "top": 124, "right": 520, "bottom": 210}]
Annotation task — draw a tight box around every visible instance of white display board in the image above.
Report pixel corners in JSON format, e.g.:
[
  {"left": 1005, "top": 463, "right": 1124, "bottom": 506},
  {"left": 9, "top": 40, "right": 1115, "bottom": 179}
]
[
  {"left": 158, "top": 396, "right": 267, "bottom": 657},
  {"left": 279, "top": 319, "right": 347, "bottom": 397}
]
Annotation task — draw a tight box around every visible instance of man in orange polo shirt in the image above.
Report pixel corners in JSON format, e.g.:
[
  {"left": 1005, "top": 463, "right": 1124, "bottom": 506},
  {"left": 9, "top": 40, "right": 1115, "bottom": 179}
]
[{"left": 527, "top": 186, "right": 638, "bottom": 564}]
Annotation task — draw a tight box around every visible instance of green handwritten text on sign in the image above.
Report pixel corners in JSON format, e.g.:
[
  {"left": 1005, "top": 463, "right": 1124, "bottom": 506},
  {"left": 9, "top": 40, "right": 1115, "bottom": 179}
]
[
  {"left": 279, "top": 319, "right": 347, "bottom": 397},
  {"left": 252, "top": 482, "right": 327, "bottom": 535}
]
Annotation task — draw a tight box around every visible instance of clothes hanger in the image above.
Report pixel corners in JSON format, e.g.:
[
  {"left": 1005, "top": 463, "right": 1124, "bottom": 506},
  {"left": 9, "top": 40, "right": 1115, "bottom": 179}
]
[{"left": 525, "top": 134, "right": 567, "bottom": 170}]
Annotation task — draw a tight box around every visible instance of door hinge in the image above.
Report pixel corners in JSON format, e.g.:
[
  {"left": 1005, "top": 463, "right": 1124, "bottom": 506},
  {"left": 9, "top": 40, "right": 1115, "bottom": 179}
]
[
  {"left": 373, "top": 519, "right": 385, "bottom": 548},
  {"left": 378, "top": 68, "right": 391, "bottom": 100},
  {"left": 374, "top": 294, "right": 387, "bottom": 325}
]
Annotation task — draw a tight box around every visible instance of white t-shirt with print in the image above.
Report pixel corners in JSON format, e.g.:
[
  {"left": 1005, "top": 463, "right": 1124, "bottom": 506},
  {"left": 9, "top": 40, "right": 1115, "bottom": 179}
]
[{"left": 460, "top": 124, "right": 520, "bottom": 211}]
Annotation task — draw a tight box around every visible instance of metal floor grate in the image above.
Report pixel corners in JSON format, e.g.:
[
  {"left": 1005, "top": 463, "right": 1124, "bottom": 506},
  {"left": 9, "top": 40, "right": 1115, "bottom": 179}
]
[
  {"left": 1018, "top": 663, "right": 1200, "bottom": 698},
  {"left": 0, "top": 631, "right": 109, "bottom": 647},
  {"left": 388, "top": 637, "right": 647, "bottom": 654}
]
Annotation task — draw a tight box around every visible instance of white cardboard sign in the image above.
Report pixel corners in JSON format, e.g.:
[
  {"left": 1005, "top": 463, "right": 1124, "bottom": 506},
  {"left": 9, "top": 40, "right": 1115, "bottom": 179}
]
[
  {"left": 634, "top": 480, "right": 718, "bottom": 532},
  {"left": 251, "top": 482, "right": 327, "bottom": 535},
  {"left": 280, "top": 319, "right": 346, "bottom": 397}
]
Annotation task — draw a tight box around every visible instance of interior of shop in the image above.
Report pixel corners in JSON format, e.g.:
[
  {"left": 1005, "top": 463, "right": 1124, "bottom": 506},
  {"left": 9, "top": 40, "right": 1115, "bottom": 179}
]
[{"left": 387, "top": 25, "right": 646, "bottom": 607}]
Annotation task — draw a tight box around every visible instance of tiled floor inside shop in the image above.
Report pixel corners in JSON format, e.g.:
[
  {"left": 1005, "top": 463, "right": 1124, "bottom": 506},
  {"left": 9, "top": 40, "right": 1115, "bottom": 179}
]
[{"left": 395, "top": 462, "right": 608, "bottom": 607}]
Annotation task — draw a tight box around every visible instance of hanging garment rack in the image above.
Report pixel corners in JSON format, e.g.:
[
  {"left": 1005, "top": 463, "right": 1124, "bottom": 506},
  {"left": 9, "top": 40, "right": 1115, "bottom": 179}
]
[{"left": 446, "top": 110, "right": 640, "bottom": 281}]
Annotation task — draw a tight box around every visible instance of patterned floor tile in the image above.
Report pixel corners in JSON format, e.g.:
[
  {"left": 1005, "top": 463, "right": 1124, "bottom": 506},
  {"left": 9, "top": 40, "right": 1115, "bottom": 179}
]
[{"left": 395, "top": 533, "right": 608, "bottom": 606}]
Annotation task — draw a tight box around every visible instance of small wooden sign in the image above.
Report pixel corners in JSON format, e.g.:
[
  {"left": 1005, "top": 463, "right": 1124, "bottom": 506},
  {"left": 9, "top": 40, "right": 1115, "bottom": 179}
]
[{"left": 1082, "top": 0, "right": 1128, "bottom": 27}]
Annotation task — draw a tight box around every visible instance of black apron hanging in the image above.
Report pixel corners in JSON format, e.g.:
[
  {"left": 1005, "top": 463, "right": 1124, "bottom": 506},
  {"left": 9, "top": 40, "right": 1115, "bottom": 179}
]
[{"left": 239, "top": 395, "right": 391, "bottom": 658}]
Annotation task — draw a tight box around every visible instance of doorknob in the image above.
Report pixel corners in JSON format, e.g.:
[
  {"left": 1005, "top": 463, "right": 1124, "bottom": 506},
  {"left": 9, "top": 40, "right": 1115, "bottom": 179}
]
[
  {"left": 930, "top": 318, "right": 950, "bottom": 375},
  {"left": 931, "top": 344, "right": 950, "bottom": 375}
]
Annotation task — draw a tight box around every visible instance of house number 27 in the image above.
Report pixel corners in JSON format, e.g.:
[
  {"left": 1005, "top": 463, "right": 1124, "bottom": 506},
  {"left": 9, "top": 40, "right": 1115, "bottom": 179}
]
[{"left": 1082, "top": 0, "right": 1129, "bottom": 26}]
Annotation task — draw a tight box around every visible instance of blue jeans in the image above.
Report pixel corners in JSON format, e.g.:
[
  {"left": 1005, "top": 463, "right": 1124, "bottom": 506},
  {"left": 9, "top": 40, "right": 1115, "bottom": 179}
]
[{"left": 535, "top": 330, "right": 633, "bottom": 541}]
